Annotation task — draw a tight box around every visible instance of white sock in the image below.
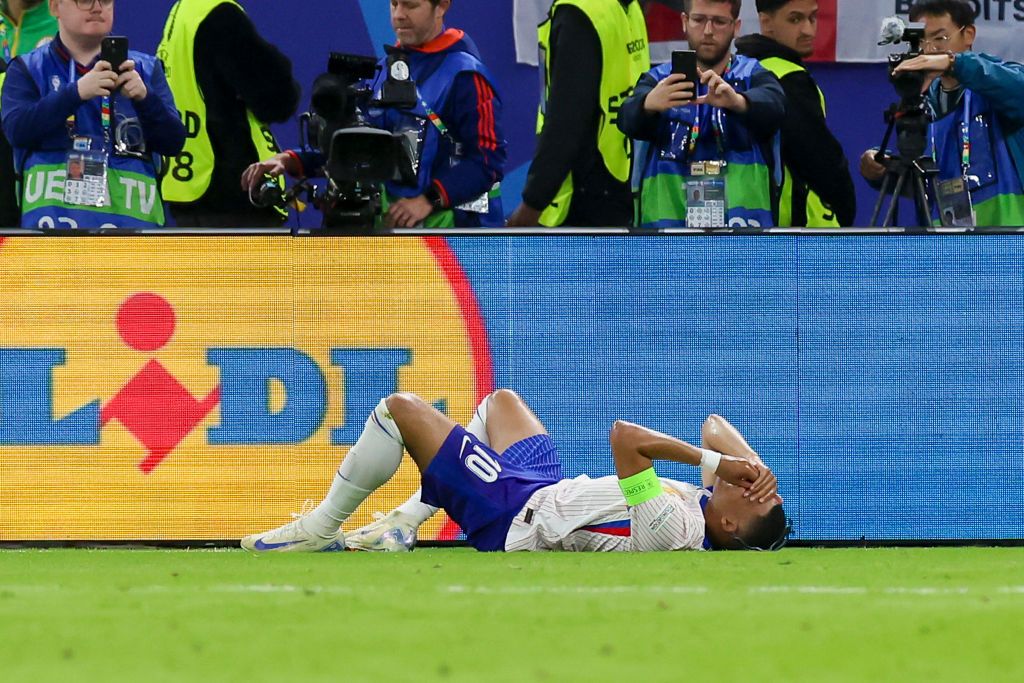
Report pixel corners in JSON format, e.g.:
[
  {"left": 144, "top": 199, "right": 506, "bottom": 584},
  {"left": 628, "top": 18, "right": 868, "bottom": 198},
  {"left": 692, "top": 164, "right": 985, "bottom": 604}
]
[
  {"left": 306, "top": 399, "right": 405, "bottom": 536},
  {"left": 394, "top": 487, "right": 438, "bottom": 525},
  {"left": 390, "top": 393, "right": 495, "bottom": 527},
  {"left": 466, "top": 392, "right": 493, "bottom": 446}
]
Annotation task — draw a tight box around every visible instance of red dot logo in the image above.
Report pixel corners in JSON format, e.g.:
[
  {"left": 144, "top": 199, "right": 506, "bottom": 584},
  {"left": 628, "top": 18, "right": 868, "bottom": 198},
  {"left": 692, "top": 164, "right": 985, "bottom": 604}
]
[{"left": 116, "top": 293, "right": 176, "bottom": 352}]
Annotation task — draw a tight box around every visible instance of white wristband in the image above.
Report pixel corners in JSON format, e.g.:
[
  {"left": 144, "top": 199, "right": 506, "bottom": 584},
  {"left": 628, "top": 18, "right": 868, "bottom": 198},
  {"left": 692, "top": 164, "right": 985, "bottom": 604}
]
[{"left": 700, "top": 448, "right": 722, "bottom": 473}]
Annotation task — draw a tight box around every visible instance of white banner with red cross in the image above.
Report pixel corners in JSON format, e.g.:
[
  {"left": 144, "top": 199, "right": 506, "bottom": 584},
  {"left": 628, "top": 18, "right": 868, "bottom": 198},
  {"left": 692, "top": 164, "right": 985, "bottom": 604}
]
[{"left": 514, "top": 0, "right": 1024, "bottom": 65}]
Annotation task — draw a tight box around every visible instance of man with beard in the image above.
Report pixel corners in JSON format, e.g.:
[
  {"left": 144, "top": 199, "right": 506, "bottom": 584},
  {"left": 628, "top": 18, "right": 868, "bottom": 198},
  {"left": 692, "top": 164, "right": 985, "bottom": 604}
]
[
  {"left": 618, "top": 0, "right": 785, "bottom": 228},
  {"left": 736, "top": 0, "right": 855, "bottom": 227}
]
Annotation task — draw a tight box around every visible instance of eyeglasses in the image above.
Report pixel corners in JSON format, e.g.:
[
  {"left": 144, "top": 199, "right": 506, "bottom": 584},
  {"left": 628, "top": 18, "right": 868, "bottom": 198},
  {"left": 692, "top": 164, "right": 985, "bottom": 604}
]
[
  {"left": 687, "top": 14, "right": 736, "bottom": 32},
  {"left": 922, "top": 26, "right": 966, "bottom": 52},
  {"left": 72, "top": 0, "right": 114, "bottom": 10}
]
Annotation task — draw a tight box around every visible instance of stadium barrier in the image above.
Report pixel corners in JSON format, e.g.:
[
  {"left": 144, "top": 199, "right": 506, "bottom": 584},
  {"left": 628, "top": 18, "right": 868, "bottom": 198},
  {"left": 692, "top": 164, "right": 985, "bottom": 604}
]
[{"left": 1, "top": 233, "right": 1022, "bottom": 543}]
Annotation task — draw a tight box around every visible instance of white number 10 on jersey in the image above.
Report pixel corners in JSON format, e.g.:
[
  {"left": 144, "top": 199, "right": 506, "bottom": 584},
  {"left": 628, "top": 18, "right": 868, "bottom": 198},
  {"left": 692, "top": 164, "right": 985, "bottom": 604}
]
[{"left": 460, "top": 436, "right": 502, "bottom": 483}]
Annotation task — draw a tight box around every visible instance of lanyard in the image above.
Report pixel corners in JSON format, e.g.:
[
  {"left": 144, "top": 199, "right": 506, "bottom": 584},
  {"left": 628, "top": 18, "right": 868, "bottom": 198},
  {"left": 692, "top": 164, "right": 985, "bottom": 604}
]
[
  {"left": 931, "top": 89, "right": 972, "bottom": 177},
  {"left": 411, "top": 77, "right": 447, "bottom": 137},
  {"left": 688, "top": 103, "right": 726, "bottom": 156},
  {"left": 688, "top": 62, "right": 730, "bottom": 156},
  {"left": 422, "top": 100, "right": 448, "bottom": 137},
  {"left": 66, "top": 57, "right": 112, "bottom": 146}
]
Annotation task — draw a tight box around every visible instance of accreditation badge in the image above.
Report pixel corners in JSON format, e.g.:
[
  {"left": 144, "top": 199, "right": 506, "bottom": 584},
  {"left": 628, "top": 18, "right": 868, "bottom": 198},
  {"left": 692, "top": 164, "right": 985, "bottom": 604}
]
[
  {"left": 63, "top": 143, "right": 110, "bottom": 208},
  {"left": 935, "top": 177, "right": 975, "bottom": 228},
  {"left": 685, "top": 161, "right": 727, "bottom": 228}
]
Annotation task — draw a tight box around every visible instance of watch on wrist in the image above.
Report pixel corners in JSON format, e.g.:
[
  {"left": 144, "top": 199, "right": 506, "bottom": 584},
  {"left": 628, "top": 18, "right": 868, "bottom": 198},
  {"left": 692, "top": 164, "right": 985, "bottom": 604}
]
[
  {"left": 424, "top": 186, "right": 445, "bottom": 211},
  {"left": 944, "top": 50, "right": 957, "bottom": 74}
]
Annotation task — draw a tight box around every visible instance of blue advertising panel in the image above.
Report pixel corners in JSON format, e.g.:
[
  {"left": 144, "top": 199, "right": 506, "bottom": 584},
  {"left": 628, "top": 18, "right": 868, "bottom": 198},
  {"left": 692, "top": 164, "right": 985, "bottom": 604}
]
[{"left": 450, "top": 236, "right": 1024, "bottom": 541}]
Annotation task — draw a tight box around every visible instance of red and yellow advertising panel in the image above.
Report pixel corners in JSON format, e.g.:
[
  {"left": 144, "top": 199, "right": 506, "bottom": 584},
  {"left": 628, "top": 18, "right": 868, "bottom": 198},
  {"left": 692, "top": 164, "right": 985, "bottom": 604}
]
[{"left": 0, "top": 237, "right": 490, "bottom": 541}]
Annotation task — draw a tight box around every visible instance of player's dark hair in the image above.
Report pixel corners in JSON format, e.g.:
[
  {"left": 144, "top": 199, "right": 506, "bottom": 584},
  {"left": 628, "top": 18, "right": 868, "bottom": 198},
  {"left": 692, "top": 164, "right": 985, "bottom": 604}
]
[
  {"left": 755, "top": 0, "right": 793, "bottom": 13},
  {"left": 684, "top": 0, "right": 742, "bottom": 20},
  {"left": 730, "top": 504, "right": 790, "bottom": 551},
  {"left": 909, "top": 0, "right": 978, "bottom": 28}
]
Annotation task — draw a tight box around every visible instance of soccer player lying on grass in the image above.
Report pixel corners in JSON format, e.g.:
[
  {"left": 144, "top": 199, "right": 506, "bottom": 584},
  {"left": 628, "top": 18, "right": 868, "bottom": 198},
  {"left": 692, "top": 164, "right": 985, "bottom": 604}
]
[{"left": 242, "top": 390, "right": 787, "bottom": 553}]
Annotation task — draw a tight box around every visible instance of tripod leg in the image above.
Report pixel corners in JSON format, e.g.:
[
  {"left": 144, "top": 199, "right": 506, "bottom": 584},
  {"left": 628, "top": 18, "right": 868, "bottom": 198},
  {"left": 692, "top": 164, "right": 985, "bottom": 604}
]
[
  {"left": 912, "top": 173, "right": 933, "bottom": 229},
  {"left": 883, "top": 169, "right": 909, "bottom": 228},
  {"left": 870, "top": 173, "right": 894, "bottom": 227}
]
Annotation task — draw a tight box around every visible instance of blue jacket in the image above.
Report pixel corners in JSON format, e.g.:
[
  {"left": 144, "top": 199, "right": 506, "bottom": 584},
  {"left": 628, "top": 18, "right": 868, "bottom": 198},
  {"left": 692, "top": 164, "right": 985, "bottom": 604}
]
[
  {"left": 296, "top": 29, "right": 507, "bottom": 227},
  {"left": 925, "top": 52, "right": 1024, "bottom": 226},
  {"left": 1, "top": 35, "right": 185, "bottom": 228},
  {"left": 932, "top": 52, "right": 1024, "bottom": 187},
  {"left": 619, "top": 54, "right": 785, "bottom": 229}
]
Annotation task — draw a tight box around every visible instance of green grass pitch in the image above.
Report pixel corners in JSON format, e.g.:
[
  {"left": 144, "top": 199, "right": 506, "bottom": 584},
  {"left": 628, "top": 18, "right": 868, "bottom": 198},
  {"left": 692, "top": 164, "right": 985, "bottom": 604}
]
[{"left": 1, "top": 547, "right": 1022, "bottom": 682}]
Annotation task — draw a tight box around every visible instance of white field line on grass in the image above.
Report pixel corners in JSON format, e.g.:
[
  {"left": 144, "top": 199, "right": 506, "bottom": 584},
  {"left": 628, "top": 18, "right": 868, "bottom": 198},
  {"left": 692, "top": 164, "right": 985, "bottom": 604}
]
[
  {"left": 444, "top": 585, "right": 710, "bottom": 595},
  {"left": 443, "top": 585, "right": 1024, "bottom": 597},
  {"left": 2, "top": 584, "right": 1024, "bottom": 596}
]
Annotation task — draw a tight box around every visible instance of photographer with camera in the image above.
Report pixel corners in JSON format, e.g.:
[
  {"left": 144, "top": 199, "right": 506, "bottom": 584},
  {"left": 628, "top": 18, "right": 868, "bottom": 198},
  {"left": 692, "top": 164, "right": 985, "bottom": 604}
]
[
  {"left": 1, "top": 0, "right": 185, "bottom": 229},
  {"left": 735, "top": 0, "right": 855, "bottom": 227},
  {"left": 243, "top": 0, "right": 506, "bottom": 229},
  {"left": 618, "top": 0, "right": 786, "bottom": 229},
  {"left": 861, "top": 0, "right": 1024, "bottom": 227}
]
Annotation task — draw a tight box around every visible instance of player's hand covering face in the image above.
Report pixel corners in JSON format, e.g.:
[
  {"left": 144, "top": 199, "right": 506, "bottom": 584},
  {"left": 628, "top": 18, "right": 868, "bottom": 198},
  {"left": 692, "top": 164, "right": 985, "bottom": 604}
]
[
  {"left": 716, "top": 455, "right": 759, "bottom": 490},
  {"left": 744, "top": 466, "right": 780, "bottom": 505}
]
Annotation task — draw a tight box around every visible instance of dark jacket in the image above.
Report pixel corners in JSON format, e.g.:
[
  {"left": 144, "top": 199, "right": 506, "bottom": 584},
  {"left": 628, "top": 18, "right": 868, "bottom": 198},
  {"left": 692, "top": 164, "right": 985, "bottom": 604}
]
[
  {"left": 168, "top": 3, "right": 300, "bottom": 227},
  {"left": 735, "top": 34, "right": 856, "bottom": 227},
  {"left": 520, "top": 1, "right": 635, "bottom": 227}
]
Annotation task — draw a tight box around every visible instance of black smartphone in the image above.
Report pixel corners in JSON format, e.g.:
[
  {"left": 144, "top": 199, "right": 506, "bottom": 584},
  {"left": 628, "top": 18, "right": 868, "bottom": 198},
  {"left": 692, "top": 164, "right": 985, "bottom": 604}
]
[
  {"left": 100, "top": 36, "right": 129, "bottom": 71},
  {"left": 671, "top": 49, "right": 698, "bottom": 86}
]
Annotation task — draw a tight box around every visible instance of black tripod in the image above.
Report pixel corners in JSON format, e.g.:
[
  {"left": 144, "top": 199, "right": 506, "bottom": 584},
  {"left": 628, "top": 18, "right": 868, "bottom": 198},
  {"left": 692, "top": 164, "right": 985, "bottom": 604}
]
[{"left": 869, "top": 100, "right": 940, "bottom": 228}]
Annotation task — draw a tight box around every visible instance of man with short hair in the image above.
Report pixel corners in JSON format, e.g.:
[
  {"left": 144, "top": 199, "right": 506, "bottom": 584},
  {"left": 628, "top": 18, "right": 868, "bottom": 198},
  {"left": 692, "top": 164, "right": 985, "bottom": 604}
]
[
  {"left": 860, "top": 0, "right": 1024, "bottom": 227},
  {"left": 735, "top": 0, "right": 855, "bottom": 227},
  {"left": 244, "top": 0, "right": 507, "bottom": 229},
  {"left": 618, "top": 0, "right": 786, "bottom": 229},
  {"left": 241, "top": 389, "right": 787, "bottom": 554},
  {"left": 1, "top": 0, "right": 185, "bottom": 228}
]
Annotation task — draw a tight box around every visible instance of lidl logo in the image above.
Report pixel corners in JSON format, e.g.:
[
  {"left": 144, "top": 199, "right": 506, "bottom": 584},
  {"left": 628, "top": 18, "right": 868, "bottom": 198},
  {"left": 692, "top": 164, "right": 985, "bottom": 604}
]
[
  {"left": 1, "top": 290, "right": 428, "bottom": 474},
  {"left": 0, "top": 237, "right": 492, "bottom": 540}
]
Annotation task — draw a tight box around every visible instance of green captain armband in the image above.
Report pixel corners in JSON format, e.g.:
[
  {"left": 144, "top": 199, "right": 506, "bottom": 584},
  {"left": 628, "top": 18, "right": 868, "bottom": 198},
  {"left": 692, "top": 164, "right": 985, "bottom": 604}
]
[{"left": 618, "top": 468, "right": 663, "bottom": 506}]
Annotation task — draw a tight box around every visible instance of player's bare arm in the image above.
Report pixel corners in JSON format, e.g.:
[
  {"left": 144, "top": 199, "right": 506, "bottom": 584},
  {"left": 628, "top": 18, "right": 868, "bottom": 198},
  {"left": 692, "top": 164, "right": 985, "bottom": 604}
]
[
  {"left": 608, "top": 420, "right": 758, "bottom": 489},
  {"left": 700, "top": 414, "right": 778, "bottom": 503}
]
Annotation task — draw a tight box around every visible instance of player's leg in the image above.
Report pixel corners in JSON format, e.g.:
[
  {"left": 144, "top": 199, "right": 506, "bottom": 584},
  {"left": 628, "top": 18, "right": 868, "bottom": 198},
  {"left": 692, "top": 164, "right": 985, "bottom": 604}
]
[
  {"left": 346, "top": 391, "right": 500, "bottom": 551},
  {"left": 485, "top": 389, "right": 548, "bottom": 452},
  {"left": 346, "top": 389, "right": 554, "bottom": 551},
  {"left": 241, "top": 393, "right": 454, "bottom": 552},
  {"left": 312, "top": 392, "right": 455, "bottom": 525}
]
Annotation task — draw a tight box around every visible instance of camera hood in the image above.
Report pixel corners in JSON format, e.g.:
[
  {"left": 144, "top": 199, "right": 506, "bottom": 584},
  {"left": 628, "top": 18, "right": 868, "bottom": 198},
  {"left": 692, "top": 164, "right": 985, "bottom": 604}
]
[{"left": 325, "top": 127, "right": 416, "bottom": 186}]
